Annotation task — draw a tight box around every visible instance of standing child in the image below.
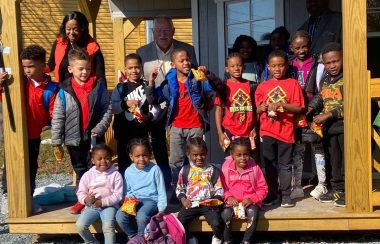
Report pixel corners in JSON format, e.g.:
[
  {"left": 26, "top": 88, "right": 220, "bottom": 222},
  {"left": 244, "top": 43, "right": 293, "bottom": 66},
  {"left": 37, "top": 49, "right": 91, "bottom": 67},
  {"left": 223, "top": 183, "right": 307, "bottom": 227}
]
[
  {"left": 176, "top": 137, "right": 224, "bottom": 244},
  {"left": 308, "top": 42, "right": 345, "bottom": 207},
  {"left": 215, "top": 53, "right": 256, "bottom": 155},
  {"left": 18, "top": 45, "right": 59, "bottom": 213},
  {"left": 147, "top": 48, "right": 222, "bottom": 184},
  {"left": 221, "top": 138, "right": 268, "bottom": 244},
  {"left": 288, "top": 30, "right": 327, "bottom": 200},
  {"left": 51, "top": 48, "right": 112, "bottom": 214},
  {"left": 255, "top": 50, "right": 304, "bottom": 208},
  {"left": 112, "top": 53, "right": 161, "bottom": 176},
  {"left": 76, "top": 144, "right": 123, "bottom": 244},
  {"left": 116, "top": 138, "right": 167, "bottom": 239}
]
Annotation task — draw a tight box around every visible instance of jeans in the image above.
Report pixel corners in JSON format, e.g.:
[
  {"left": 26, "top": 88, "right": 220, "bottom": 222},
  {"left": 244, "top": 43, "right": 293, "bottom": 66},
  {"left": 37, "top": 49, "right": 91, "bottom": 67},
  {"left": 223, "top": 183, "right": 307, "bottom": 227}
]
[
  {"left": 76, "top": 206, "right": 117, "bottom": 244},
  {"left": 116, "top": 199, "right": 158, "bottom": 237}
]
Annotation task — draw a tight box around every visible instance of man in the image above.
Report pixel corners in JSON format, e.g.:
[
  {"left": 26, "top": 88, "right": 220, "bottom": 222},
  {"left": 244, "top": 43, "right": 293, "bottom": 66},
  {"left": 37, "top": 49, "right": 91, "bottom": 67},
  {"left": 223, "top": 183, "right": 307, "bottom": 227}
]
[
  {"left": 137, "top": 16, "right": 198, "bottom": 188},
  {"left": 299, "top": 0, "right": 342, "bottom": 55}
]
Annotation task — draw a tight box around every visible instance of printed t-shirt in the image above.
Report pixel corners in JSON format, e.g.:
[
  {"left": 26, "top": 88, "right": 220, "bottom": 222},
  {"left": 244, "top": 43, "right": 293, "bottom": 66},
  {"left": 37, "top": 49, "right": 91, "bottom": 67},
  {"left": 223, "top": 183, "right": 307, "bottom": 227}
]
[{"left": 291, "top": 56, "right": 314, "bottom": 89}]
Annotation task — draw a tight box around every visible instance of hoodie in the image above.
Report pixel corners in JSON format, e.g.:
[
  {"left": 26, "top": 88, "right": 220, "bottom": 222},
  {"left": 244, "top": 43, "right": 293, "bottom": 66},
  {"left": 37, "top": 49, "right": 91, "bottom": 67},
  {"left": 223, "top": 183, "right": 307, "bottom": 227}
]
[
  {"left": 221, "top": 156, "right": 268, "bottom": 207},
  {"left": 77, "top": 165, "right": 123, "bottom": 208}
]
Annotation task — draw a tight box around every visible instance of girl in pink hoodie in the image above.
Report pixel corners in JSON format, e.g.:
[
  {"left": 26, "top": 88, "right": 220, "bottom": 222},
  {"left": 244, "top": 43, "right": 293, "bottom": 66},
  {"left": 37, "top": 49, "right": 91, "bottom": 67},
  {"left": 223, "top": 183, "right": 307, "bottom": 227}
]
[
  {"left": 221, "top": 138, "right": 268, "bottom": 244},
  {"left": 76, "top": 144, "right": 123, "bottom": 244}
]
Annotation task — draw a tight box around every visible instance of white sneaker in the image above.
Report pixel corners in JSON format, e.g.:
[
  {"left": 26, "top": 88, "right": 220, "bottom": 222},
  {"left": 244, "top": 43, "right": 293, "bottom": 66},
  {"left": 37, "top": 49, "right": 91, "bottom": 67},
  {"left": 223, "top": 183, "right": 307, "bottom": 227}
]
[
  {"left": 290, "top": 187, "right": 304, "bottom": 199},
  {"left": 211, "top": 235, "right": 222, "bottom": 244},
  {"left": 310, "top": 184, "right": 328, "bottom": 200},
  {"left": 188, "top": 236, "right": 199, "bottom": 244}
]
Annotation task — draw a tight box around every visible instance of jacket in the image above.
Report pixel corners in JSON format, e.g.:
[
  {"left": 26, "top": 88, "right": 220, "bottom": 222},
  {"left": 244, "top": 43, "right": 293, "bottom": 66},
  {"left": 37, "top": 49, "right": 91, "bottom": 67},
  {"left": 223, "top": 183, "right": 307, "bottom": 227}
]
[
  {"left": 77, "top": 165, "right": 123, "bottom": 208},
  {"left": 51, "top": 77, "right": 112, "bottom": 146},
  {"left": 221, "top": 156, "right": 268, "bottom": 207},
  {"left": 146, "top": 68, "right": 222, "bottom": 128}
]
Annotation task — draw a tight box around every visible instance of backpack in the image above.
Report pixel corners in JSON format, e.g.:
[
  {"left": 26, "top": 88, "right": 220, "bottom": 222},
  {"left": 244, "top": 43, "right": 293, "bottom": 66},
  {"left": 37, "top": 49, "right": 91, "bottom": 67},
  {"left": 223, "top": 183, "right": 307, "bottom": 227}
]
[
  {"left": 164, "top": 213, "right": 186, "bottom": 244},
  {"left": 24, "top": 77, "right": 59, "bottom": 112},
  {"left": 144, "top": 214, "right": 175, "bottom": 244},
  {"left": 182, "top": 163, "right": 220, "bottom": 186}
]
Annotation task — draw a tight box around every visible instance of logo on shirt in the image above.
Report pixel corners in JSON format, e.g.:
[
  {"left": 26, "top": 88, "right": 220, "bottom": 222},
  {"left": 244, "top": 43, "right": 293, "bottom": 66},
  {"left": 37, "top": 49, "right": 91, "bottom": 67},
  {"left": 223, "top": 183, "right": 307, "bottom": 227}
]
[
  {"left": 125, "top": 85, "right": 146, "bottom": 121},
  {"left": 267, "top": 85, "right": 287, "bottom": 104},
  {"left": 230, "top": 88, "right": 252, "bottom": 123}
]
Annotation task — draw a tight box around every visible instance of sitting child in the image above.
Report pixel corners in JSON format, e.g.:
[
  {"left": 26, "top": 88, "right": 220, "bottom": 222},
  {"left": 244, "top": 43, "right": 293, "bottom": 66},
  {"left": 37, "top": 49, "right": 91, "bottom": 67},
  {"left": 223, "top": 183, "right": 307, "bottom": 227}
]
[
  {"left": 116, "top": 138, "right": 167, "bottom": 240},
  {"left": 76, "top": 144, "right": 123, "bottom": 244},
  {"left": 221, "top": 138, "right": 268, "bottom": 244},
  {"left": 176, "top": 137, "right": 224, "bottom": 244}
]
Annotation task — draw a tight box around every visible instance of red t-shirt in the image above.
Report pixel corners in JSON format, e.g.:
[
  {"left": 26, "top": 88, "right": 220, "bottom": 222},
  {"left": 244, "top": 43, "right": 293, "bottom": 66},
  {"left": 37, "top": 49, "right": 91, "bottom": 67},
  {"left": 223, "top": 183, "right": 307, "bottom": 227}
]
[
  {"left": 25, "top": 76, "right": 56, "bottom": 139},
  {"left": 215, "top": 80, "right": 255, "bottom": 137},
  {"left": 255, "top": 78, "right": 305, "bottom": 143},
  {"left": 172, "top": 81, "right": 202, "bottom": 128},
  {"left": 71, "top": 77, "right": 97, "bottom": 132}
]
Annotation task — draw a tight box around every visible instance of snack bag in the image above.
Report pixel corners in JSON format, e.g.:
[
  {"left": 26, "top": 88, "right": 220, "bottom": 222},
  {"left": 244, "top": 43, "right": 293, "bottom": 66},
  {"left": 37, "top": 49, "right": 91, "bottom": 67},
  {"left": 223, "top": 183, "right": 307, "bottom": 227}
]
[
  {"left": 200, "top": 199, "right": 223, "bottom": 206},
  {"left": 249, "top": 136, "right": 256, "bottom": 150},
  {"left": 120, "top": 196, "right": 140, "bottom": 216},
  {"left": 128, "top": 105, "right": 143, "bottom": 119},
  {"left": 296, "top": 114, "right": 308, "bottom": 128},
  {"left": 191, "top": 68, "right": 207, "bottom": 81},
  {"left": 223, "top": 133, "right": 231, "bottom": 151},
  {"left": 311, "top": 123, "right": 323, "bottom": 138},
  {"left": 53, "top": 146, "right": 64, "bottom": 162},
  {"left": 233, "top": 203, "right": 246, "bottom": 219}
]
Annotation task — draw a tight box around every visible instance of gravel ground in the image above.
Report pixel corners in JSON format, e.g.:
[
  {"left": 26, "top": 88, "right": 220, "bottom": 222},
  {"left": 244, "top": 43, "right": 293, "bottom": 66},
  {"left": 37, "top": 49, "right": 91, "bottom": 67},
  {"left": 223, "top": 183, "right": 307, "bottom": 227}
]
[{"left": 1, "top": 173, "right": 380, "bottom": 243}]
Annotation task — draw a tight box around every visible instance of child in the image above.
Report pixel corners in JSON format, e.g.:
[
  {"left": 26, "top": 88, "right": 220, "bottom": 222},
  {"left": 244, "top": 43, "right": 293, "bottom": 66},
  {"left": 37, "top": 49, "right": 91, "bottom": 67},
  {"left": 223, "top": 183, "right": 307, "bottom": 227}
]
[
  {"left": 221, "top": 138, "right": 268, "bottom": 244},
  {"left": 147, "top": 48, "right": 222, "bottom": 184},
  {"left": 176, "top": 137, "right": 224, "bottom": 244},
  {"left": 111, "top": 53, "right": 161, "bottom": 176},
  {"left": 255, "top": 50, "right": 304, "bottom": 208},
  {"left": 115, "top": 138, "right": 167, "bottom": 239},
  {"left": 231, "top": 35, "right": 262, "bottom": 84},
  {"left": 215, "top": 53, "right": 256, "bottom": 155},
  {"left": 288, "top": 30, "right": 327, "bottom": 200},
  {"left": 51, "top": 48, "right": 112, "bottom": 214},
  {"left": 308, "top": 42, "right": 344, "bottom": 207},
  {"left": 76, "top": 144, "right": 123, "bottom": 244},
  {"left": 19, "top": 45, "right": 59, "bottom": 213}
]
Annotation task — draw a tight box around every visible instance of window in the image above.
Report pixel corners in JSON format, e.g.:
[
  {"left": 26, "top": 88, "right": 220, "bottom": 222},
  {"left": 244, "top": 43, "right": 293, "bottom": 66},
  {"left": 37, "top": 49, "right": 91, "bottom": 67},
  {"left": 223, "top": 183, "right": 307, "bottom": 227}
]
[
  {"left": 225, "top": 0, "right": 277, "bottom": 47},
  {"left": 368, "top": 0, "right": 380, "bottom": 36}
]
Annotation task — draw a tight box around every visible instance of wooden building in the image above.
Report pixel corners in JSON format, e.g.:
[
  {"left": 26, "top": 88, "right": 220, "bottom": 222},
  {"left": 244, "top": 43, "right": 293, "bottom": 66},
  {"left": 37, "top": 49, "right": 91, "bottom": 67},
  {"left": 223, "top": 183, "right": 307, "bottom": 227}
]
[{"left": 1, "top": 0, "right": 380, "bottom": 234}]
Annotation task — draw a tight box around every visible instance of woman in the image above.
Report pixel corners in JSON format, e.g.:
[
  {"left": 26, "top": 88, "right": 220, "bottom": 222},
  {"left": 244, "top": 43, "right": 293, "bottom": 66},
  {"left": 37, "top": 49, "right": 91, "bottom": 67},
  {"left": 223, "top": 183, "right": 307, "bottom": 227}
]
[{"left": 48, "top": 11, "right": 105, "bottom": 84}]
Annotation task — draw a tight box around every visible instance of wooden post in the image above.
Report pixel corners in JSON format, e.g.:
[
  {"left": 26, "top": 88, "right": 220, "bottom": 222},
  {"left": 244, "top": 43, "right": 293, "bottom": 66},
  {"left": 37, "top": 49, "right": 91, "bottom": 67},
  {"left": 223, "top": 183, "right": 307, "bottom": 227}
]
[
  {"left": 0, "top": 0, "right": 31, "bottom": 217},
  {"left": 113, "top": 17, "right": 125, "bottom": 81},
  {"left": 79, "top": 0, "right": 101, "bottom": 38},
  {"left": 343, "top": 0, "right": 371, "bottom": 212}
]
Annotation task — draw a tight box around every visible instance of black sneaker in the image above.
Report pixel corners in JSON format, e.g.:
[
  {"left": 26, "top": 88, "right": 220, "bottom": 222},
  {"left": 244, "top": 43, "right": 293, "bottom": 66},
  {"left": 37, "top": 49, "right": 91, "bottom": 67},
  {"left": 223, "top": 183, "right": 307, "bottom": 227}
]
[
  {"left": 281, "top": 195, "right": 295, "bottom": 208},
  {"left": 334, "top": 192, "right": 345, "bottom": 207},
  {"left": 319, "top": 191, "right": 343, "bottom": 203},
  {"left": 263, "top": 197, "right": 280, "bottom": 206}
]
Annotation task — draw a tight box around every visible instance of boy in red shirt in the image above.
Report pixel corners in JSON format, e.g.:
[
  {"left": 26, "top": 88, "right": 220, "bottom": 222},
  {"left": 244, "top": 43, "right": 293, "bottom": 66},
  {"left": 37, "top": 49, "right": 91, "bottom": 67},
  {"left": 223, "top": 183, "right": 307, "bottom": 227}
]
[
  {"left": 20, "top": 45, "right": 59, "bottom": 213},
  {"left": 255, "top": 50, "right": 304, "bottom": 208}
]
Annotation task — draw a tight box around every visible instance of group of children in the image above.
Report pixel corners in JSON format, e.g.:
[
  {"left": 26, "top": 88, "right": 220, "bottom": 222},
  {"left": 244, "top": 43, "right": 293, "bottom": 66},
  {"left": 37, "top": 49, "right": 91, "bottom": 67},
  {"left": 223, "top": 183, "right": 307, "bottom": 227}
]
[{"left": 2, "top": 24, "right": 345, "bottom": 243}]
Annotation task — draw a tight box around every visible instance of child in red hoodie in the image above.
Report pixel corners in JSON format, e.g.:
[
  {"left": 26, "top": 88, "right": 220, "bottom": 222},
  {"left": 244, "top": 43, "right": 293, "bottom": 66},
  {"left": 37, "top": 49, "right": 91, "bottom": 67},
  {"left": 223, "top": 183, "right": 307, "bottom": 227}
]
[{"left": 221, "top": 138, "right": 268, "bottom": 244}]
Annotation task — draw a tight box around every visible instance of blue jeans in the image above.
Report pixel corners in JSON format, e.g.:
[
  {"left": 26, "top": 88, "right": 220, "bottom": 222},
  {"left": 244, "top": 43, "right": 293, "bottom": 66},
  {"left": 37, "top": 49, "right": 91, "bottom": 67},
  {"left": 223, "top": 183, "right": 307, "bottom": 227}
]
[
  {"left": 76, "top": 206, "right": 117, "bottom": 244},
  {"left": 116, "top": 199, "right": 158, "bottom": 237}
]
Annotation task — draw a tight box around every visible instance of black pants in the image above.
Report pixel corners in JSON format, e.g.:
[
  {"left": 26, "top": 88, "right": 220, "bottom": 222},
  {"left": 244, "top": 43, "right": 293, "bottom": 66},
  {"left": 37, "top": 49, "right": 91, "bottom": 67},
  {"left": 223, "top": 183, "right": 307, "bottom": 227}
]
[
  {"left": 177, "top": 205, "right": 224, "bottom": 239},
  {"left": 28, "top": 138, "right": 41, "bottom": 196},
  {"left": 149, "top": 118, "right": 172, "bottom": 188},
  {"left": 222, "top": 205, "right": 259, "bottom": 243},
  {"left": 262, "top": 136, "right": 293, "bottom": 200},
  {"left": 67, "top": 139, "right": 91, "bottom": 186},
  {"left": 324, "top": 132, "right": 344, "bottom": 192},
  {"left": 116, "top": 128, "right": 148, "bottom": 176}
]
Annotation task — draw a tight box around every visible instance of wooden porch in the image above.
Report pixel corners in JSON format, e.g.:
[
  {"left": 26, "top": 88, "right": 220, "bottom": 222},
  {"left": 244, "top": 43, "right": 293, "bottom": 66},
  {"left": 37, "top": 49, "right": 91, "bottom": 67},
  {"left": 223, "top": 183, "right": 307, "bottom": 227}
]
[{"left": 2, "top": 0, "right": 380, "bottom": 234}]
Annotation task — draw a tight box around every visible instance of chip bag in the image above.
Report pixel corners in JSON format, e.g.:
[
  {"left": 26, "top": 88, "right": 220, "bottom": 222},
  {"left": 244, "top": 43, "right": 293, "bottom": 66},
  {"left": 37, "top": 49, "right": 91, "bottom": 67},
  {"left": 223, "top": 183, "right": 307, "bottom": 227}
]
[
  {"left": 233, "top": 203, "right": 246, "bottom": 219},
  {"left": 128, "top": 105, "right": 143, "bottom": 119},
  {"left": 120, "top": 196, "right": 140, "bottom": 216},
  {"left": 200, "top": 199, "right": 223, "bottom": 207},
  {"left": 191, "top": 68, "right": 208, "bottom": 81},
  {"left": 311, "top": 123, "right": 323, "bottom": 138},
  {"left": 295, "top": 114, "right": 308, "bottom": 128}
]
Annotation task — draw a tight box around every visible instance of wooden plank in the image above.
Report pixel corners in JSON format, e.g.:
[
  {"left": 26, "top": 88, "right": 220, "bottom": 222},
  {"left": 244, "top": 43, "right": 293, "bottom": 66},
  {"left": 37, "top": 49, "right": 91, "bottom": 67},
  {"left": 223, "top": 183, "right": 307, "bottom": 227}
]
[
  {"left": 342, "top": 0, "right": 371, "bottom": 212},
  {"left": 370, "top": 78, "right": 380, "bottom": 98},
  {"left": 79, "top": 0, "right": 101, "bottom": 38},
  {"left": 372, "top": 192, "right": 380, "bottom": 206},
  {"left": 0, "top": 0, "right": 31, "bottom": 218},
  {"left": 112, "top": 17, "right": 125, "bottom": 84},
  {"left": 123, "top": 17, "right": 143, "bottom": 39}
]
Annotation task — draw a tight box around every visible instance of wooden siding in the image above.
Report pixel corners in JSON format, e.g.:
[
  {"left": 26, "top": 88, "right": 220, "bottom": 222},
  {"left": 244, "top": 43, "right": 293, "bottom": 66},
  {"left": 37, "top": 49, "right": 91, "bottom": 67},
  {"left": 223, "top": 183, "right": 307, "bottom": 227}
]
[
  {"left": 173, "top": 18, "right": 193, "bottom": 45},
  {"left": 125, "top": 21, "right": 146, "bottom": 56}
]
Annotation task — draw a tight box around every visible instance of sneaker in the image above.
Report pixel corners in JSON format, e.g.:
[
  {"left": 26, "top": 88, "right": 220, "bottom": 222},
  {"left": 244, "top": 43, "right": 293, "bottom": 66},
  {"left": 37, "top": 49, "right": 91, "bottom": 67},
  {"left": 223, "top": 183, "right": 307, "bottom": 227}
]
[
  {"left": 31, "top": 200, "right": 43, "bottom": 214},
  {"left": 281, "top": 195, "right": 295, "bottom": 208},
  {"left": 263, "top": 197, "right": 281, "bottom": 206},
  {"left": 334, "top": 194, "right": 346, "bottom": 208},
  {"left": 319, "top": 191, "right": 343, "bottom": 203},
  {"left": 69, "top": 201, "right": 84, "bottom": 214},
  {"left": 188, "top": 236, "right": 199, "bottom": 244},
  {"left": 290, "top": 187, "right": 304, "bottom": 199},
  {"left": 310, "top": 184, "right": 328, "bottom": 200},
  {"left": 211, "top": 235, "right": 222, "bottom": 244}
]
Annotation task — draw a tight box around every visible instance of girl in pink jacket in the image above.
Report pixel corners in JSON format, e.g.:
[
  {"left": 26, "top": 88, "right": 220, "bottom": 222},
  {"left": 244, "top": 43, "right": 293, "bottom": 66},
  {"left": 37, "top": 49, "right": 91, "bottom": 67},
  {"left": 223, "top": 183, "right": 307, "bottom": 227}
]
[
  {"left": 76, "top": 144, "right": 123, "bottom": 244},
  {"left": 221, "top": 138, "right": 268, "bottom": 244}
]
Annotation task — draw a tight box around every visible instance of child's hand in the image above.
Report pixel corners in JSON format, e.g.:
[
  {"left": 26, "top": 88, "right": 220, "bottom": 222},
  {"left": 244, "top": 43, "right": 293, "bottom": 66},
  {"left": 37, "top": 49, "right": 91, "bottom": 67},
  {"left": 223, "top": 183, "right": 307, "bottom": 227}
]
[
  {"left": 126, "top": 100, "right": 140, "bottom": 108},
  {"left": 242, "top": 198, "right": 253, "bottom": 208},
  {"left": 136, "top": 113, "right": 148, "bottom": 124},
  {"left": 217, "top": 132, "right": 228, "bottom": 150},
  {"left": 84, "top": 192, "right": 96, "bottom": 205},
  {"left": 181, "top": 198, "right": 192, "bottom": 209},
  {"left": 148, "top": 66, "right": 160, "bottom": 86},
  {"left": 257, "top": 103, "right": 268, "bottom": 114},
  {"left": 0, "top": 72, "right": 8, "bottom": 86},
  {"left": 226, "top": 196, "right": 238, "bottom": 206},
  {"left": 92, "top": 199, "right": 102, "bottom": 208},
  {"left": 198, "top": 66, "right": 207, "bottom": 74},
  {"left": 313, "top": 112, "right": 332, "bottom": 124}
]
